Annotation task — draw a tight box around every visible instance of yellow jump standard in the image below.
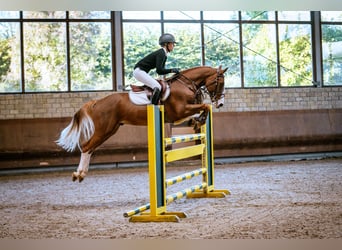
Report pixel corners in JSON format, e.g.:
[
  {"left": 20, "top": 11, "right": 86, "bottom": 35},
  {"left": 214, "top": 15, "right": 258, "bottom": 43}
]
[{"left": 125, "top": 105, "right": 230, "bottom": 222}]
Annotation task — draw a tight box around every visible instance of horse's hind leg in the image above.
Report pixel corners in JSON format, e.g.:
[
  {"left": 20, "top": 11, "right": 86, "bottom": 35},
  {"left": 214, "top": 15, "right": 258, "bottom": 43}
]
[
  {"left": 72, "top": 123, "right": 122, "bottom": 182},
  {"left": 72, "top": 152, "right": 92, "bottom": 182}
]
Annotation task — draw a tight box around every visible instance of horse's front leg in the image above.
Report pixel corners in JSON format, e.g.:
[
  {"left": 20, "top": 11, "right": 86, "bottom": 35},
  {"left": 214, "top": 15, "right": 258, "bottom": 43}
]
[
  {"left": 72, "top": 152, "right": 92, "bottom": 182},
  {"left": 196, "top": 108, "right": 209, "bottom": 124},
  {"left": 183, "top": 104, "right": 210, "bottom": 130},
  {"left": 193, "top": 111, "right": 208, "bottom": 131}
]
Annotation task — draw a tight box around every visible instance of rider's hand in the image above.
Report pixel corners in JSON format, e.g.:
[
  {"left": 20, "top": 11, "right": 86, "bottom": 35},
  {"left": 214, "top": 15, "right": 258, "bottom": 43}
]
[{"left": 171, "top": 68, "right": 180, "bottom": 74}]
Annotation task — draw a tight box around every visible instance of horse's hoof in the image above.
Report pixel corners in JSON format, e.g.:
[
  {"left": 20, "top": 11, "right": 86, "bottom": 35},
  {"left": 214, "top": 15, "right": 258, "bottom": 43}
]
[
  {"left": 193, "top": 122, "right": 201, "bottom": 131},
  {"left": 79, "top": 172, "right": 86, "bottom": 183},
  {"left": 72, "top": 172, "right": 78, "bottom": 182},
  {"left": 187, "top": 118, "right": 195, "bottom": 127},
  {"left": 198, "top": 115, "right": 206, "bottom": 124}
]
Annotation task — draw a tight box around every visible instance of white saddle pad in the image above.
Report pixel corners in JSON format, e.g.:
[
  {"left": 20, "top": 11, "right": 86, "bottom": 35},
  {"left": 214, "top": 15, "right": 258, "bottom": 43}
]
[
  {"left": 128, "top": 90, "right": 151, "bottom": 105},
  {"left": 128, "top": 87, "right": 170, "bottom": 105}
]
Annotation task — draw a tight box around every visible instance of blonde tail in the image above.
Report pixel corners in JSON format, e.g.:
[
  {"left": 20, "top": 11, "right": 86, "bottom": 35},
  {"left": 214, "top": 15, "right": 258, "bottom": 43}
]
[{"left": 56, "top": 109, "right": 94, "bottom": 152}]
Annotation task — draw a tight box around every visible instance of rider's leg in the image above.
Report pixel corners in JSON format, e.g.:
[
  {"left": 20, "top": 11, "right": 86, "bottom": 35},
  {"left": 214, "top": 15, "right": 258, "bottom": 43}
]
[{"left": 133, "top": 68, "right": 161, "bottom": 104}]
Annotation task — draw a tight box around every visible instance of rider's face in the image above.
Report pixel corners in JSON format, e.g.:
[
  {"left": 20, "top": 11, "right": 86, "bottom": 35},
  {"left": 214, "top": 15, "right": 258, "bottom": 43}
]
[{"left": 167, "top": 42, "right": 175, "bottom": 52}]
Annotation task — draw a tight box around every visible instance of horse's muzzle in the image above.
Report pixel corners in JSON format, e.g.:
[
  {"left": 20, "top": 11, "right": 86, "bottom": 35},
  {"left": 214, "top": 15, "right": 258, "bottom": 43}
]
[{"left": 216, "top": 97, "right": 224, "bottom": 108}]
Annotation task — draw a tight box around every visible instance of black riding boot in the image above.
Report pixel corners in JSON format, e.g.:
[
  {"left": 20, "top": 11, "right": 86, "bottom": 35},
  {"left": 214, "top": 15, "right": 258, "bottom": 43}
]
[{"left": 151, "top": 87, "right": 161, "bottom": 105}]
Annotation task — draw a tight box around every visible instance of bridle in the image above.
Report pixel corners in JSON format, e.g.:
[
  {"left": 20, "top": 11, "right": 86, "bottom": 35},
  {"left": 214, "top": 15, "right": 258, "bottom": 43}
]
[{"left": 203, "top": 69, "right": 225, "bottom": 103}]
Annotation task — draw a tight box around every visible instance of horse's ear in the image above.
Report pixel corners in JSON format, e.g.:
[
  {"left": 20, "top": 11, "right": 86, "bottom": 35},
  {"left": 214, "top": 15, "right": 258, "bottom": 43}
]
[{"left": 219, "top": 65, "right": 228, "bottom": 74}]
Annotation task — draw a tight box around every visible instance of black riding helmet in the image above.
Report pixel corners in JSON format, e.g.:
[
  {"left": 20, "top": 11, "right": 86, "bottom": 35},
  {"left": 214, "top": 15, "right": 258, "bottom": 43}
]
[{"left": 159, "top": 33, "right": 177, "bottom": 46}]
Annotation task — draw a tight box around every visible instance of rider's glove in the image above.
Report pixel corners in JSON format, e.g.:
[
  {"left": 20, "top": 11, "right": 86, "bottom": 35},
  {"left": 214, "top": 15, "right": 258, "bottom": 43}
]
[{"left": 171, "top": 68, "right": 180, "bottom": 74}]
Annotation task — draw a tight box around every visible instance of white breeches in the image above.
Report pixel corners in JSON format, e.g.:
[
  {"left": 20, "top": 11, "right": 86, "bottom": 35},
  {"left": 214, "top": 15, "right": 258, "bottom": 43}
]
[{"left": 133, "top": 68, "right": 161, "bottom": 90}]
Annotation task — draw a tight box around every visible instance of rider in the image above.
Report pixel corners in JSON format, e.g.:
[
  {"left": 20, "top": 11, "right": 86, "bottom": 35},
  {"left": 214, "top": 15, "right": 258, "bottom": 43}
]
[{"left": 133, "top": 33, "right": 180, "bottom": 105}]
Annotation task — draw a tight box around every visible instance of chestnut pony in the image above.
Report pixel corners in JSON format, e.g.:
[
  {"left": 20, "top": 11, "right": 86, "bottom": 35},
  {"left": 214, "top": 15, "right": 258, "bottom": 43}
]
[{"left": 56, "top": 65, "right": 227, "bottom": 182}]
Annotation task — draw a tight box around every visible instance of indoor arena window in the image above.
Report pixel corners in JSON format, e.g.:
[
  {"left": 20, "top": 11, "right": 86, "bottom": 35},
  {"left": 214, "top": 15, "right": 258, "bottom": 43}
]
[
  {"left": 163, "top": 23, "right": 202, "bottom": 69},
  {"left": 122, "top": 22, "right": 161, "bottom": 88},
  {"left": 203, "top": 23, "right": 241, "bottom": 88},
  {"left": 0, "top": 11, "right": 19, "bottom": 18},
  {"left": 0, "top": 11, "right": 113, "bottom": 93},
  {"left": 278, "top": 24, "right": 313, "bottom": 86},
  {"left": 23, "top": 21, "right": 68, "bottom": 92},
  {"left": 321, "top": 11, "right": 342, "bottom": 86},
  {"left": 69, "top": 22, "right": 112, "bottom": 91},
  {"left": 0, "top": 20, "right": 20, "bottom": 92}
]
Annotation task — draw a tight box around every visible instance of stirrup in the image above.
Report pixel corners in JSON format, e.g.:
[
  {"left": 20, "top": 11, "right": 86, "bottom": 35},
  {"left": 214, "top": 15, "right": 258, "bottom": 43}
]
[{"left": 151, "top": 88, "right": 161, "bottom": 105}]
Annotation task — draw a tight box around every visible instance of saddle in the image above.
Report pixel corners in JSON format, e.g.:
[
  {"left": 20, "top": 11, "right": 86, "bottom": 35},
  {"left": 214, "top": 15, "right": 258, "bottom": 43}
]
[
  {"left": 130, "top": 80, "right": 169, "bottom": 100},
  {"left": 129, "top": 79, "right": 171, "bottom": 105}
]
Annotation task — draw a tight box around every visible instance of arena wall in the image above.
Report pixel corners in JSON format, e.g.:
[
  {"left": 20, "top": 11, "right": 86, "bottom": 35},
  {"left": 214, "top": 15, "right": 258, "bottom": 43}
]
[{"left": 0, "top": 87, "right": 341, "bottom": 169}]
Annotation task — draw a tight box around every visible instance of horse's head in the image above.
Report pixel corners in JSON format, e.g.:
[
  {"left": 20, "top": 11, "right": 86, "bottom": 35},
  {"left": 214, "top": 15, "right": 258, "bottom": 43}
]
[{"left": 204, "top": 66, "right": 228, "bottom": 108}]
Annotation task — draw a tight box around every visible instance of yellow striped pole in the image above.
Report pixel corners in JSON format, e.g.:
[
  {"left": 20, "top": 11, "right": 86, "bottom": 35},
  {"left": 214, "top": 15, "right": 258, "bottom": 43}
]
[
  {"left": 123, "top": 203, "right": 150, "bottom": 217},
  {"left": 165, "top": 168, "right": 207, "bottom": 187},
  {"left": 164, "top": 133, "right": 205, "bottom": 146},
  {"left": 125, "top": 168, "right": 206, "bottom": 217},
  {"left": 166, "top": 183, "right": 207, "bottom": 204}
]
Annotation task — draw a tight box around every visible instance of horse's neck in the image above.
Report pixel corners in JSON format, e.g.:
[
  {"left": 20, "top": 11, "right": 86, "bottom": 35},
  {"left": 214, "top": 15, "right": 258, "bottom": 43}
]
[
  {"left": 182, "top": 67, "right": 212, "bottom": 84},
  {"left": 167, "top": 67, "right": 213, "bottom": 87}
]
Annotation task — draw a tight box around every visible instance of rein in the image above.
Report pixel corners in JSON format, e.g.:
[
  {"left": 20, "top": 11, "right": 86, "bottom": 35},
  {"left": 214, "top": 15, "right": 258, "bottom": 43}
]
[
  {"left": 172, "top": 73, "right": 204, "bottom": 103},
  {"left": 174, "top": 73, "right": 199, "bottom": 92}
]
